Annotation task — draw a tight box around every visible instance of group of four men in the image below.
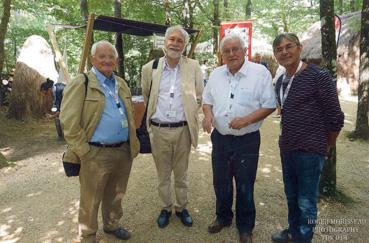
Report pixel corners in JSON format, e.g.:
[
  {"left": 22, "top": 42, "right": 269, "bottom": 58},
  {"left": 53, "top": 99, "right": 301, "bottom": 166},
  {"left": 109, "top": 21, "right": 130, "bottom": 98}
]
[{"left": 60, "top": 25, "right": 344, "bottom": 243}]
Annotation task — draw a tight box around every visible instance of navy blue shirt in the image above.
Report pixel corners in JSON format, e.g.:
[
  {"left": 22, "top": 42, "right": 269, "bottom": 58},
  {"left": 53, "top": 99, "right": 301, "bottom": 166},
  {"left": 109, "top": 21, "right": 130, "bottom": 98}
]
[{"left": 275, "top": 64, "right": 344, "bottom": 156}]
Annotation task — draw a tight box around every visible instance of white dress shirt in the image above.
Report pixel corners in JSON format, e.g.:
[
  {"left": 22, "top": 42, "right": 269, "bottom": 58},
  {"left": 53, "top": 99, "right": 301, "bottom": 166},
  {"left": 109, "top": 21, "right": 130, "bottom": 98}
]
[
  {"left": 203, "top": 60, "right": 276, "bottom": 136},
  {"left": 151, "top": 58, "right": 186, "bottom": 123}
]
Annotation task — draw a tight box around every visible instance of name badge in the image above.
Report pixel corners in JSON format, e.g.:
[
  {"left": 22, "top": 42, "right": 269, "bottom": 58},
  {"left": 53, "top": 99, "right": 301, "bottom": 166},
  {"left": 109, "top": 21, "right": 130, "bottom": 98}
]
[
  {"left": 166, "top": 110, "right": 177, "bottom": 118},
  {"left": 121, "top": 119, "right": 129, "bottom": 128}
]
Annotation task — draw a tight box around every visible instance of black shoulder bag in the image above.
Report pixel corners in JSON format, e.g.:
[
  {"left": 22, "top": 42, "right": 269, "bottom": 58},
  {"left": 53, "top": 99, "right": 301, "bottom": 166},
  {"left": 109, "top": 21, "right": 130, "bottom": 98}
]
[{"left": 136, "top": 58, "right": 159, "bottom": 154}]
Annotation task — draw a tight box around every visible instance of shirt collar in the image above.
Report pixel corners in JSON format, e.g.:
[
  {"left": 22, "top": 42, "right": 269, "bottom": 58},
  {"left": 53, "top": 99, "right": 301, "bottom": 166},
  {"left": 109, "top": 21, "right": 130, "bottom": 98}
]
[
  {"left": 92, "top": 67, "right": 116, "bottom": 86},
  {"left": 163, "top": 57, "right": 180, "bottom": 71},
  {"left": 226, "top": 59, "right": 248, "bottom": 78}
]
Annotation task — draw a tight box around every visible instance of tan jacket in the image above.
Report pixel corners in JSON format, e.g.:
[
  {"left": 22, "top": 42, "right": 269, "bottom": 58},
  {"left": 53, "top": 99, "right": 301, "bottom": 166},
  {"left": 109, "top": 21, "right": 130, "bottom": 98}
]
[
  {"left": 141, "top": 56, "right": 203, "bottom": 148},
  {"left": 60, "top": 71, "right": 139, "bottom": 162}
]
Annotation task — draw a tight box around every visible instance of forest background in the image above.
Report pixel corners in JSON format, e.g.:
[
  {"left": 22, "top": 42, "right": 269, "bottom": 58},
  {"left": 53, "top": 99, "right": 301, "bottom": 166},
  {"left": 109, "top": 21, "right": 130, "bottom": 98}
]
[{"left": 0, "top": 0, "right": 364, "bottom": 86}]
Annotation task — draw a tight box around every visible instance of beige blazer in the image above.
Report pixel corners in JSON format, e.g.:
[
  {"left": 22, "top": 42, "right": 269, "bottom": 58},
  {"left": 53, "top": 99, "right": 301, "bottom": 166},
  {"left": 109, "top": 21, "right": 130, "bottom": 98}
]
[{"left": 141, "top": 56, "right": 203, "bottom": 148}]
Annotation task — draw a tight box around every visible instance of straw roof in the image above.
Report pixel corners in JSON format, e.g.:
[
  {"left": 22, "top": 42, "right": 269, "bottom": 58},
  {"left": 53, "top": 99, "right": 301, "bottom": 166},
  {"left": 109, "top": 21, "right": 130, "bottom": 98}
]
[{"left": 300, "top": 11, "right": 361, "bottom": 60}]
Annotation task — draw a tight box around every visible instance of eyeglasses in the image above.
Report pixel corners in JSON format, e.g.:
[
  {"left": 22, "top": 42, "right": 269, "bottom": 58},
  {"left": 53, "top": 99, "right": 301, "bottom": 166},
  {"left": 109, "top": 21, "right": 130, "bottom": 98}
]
[
  {"left": 274, "top": 44, "right": 299, "bottom": 54},
  {"left": 222, "top": 46, "right": 243, "bottom": 56}
]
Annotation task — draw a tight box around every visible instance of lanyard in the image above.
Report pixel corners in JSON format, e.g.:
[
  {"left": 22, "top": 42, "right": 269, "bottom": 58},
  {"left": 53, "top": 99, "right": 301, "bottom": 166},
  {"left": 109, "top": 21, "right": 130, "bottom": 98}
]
[
  {"left": 226, "top": 71, "right": 241, "bottom": 118},
  {"left": 101, "top": 80, "right": 126, "bottom": 118},
  {"left": 168, "top": 65, "right": 178, "bottom": 110},
  {"left": 279, "top": 61, "right": 303, "bottom": 109}
]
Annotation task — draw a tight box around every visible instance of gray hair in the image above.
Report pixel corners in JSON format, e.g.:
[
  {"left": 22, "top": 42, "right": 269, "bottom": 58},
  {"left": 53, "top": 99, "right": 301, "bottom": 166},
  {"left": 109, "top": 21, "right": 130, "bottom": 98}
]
[
  {"left": 272, "top": 33, "right": 301, "bottom": 51},
  {"left": 220, "top": 34, "right": 246, "bottom": 53},
  {"left": 165, "top": 25, "right": 189, "bottom": 46},
  {"left": 91, "top": 40, "right": 118, "bottom": 58}
]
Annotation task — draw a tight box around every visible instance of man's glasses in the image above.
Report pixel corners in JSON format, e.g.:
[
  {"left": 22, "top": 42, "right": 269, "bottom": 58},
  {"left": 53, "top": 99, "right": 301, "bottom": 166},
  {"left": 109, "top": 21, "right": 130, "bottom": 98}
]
[
  {"left": 222, "top": 46, "right": 243, "bottom": 56},
  {"left": 274, "top": 44, "right": 299, "bottom": 54}
]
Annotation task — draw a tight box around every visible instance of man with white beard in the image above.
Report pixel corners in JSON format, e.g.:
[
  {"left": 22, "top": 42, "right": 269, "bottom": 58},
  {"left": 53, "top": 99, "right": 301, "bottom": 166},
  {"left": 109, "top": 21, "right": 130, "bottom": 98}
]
[{"left": 141, "top": 25, "right": 203, "bottom": 229}]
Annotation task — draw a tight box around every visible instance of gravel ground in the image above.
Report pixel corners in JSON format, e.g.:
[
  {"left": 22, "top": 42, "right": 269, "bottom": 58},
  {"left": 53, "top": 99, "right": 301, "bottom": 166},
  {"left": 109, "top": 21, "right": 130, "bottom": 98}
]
[{"left": 0, "top": 97, "right": 368, "bottom": 243}]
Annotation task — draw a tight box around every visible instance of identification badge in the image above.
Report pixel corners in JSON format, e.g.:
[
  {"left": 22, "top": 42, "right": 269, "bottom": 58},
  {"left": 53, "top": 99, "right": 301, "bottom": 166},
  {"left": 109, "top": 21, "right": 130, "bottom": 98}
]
[
  {"left": 166, "top": 110, "right": 177, "bottom": 118},
  {"left": 121, "top": 119, "right": 129, "bottom": 128}
]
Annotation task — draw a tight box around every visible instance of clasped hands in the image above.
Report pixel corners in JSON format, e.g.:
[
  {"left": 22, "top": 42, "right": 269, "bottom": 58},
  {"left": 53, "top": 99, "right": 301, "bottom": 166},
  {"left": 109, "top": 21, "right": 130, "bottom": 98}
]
[{"left": 202, "top": 115, "right": 249, "bottom": 134}]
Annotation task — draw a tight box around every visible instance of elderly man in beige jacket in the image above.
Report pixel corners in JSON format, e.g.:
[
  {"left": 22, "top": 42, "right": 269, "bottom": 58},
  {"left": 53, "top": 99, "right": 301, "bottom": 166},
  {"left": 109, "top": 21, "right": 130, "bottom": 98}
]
[
  {"left": 60, "top": 40, "right": 139, "bottom": 243},
  {"left": 141, "top": 25, "right": 203, "bottom": 229}
]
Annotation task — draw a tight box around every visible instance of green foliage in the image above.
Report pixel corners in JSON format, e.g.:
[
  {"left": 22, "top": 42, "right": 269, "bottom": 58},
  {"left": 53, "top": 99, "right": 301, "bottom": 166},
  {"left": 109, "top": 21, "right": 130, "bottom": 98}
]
[{"left": 1, "top": 0, "right": 362, "bottom": 83}]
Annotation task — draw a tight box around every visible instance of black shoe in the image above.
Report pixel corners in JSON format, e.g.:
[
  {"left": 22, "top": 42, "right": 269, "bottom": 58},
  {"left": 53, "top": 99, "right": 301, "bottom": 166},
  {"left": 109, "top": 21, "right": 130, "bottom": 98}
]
[
  {"left": 157, "top": 209, "right": 172, "bottom": 228},
  {"left": 207, "top": 219, "right": 231, "bottom": 234},
  {"left": 271, "top": 229, "right": 293, "bottom": 243},
  {"left": 103, "top": 227, "right": 131, "bottom": 240},
  {"left": 240, "top": 232, "right": 253, "bottom": 243},
  {"left": 175, "top": 209, "right": 193, "bottom": 227}
]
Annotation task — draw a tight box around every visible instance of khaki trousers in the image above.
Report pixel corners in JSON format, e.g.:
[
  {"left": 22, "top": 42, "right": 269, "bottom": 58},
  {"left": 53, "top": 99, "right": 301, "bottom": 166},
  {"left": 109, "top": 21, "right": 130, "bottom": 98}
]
[
  {"left": 78, "top": 143, "right": 132, "bottom": 243},
  {"left": 150, "top": 125, "right": 192, "bottom": 211}
]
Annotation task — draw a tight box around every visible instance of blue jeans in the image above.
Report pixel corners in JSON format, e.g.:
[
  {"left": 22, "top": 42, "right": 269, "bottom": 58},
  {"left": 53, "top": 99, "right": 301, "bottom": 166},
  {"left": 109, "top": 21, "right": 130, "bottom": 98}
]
[
  {"left": 211, "top": 129, "right": 260, "bottom": 234},
  {"left": 281, "top": 151, "right": 324, "bottom": 243}
]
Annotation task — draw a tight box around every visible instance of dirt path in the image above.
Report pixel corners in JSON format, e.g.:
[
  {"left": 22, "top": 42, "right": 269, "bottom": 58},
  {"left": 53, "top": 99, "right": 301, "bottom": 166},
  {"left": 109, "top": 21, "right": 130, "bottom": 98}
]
[{"left": 0, "top": 97, "right": 368, "bottom": 243}]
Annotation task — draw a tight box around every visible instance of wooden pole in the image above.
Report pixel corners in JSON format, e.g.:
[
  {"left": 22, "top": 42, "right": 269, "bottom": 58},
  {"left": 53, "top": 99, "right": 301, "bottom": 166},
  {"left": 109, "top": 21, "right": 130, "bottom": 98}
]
[
  {"left": 47, "top": 25, "right": 71, "bottom": 83},
  {"left": 187, "top": 30, "right": 201, "bottom": 58},
  {"left": 78, "top": 13, "right": 96, "bottom": 73}
]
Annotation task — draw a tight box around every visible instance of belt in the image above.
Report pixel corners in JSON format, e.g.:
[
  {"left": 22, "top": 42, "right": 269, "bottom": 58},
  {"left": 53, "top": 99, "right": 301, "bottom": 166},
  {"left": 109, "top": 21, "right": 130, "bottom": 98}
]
[
  {"left": 150, "top": 120, "right": 187, "bottom": 128},
  {"left": 88, "top": 141, "right": 126, "bottom": 148}
]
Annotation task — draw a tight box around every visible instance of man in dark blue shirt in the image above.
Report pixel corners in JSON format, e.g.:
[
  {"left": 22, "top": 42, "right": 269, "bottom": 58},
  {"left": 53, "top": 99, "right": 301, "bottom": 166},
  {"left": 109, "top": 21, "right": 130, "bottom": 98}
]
[{"left": 271, "top": 33, "right": 344, "bottom": 243}]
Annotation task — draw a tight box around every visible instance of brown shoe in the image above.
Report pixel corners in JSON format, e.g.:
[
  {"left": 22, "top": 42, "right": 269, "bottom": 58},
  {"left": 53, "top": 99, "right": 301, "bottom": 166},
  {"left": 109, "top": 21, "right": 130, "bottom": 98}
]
[
  {"left": 240, "top": 232, "right": 252, "bottom": 243},
  {"left": 207, "top": 219, "right": 231, "bottom": 234}
]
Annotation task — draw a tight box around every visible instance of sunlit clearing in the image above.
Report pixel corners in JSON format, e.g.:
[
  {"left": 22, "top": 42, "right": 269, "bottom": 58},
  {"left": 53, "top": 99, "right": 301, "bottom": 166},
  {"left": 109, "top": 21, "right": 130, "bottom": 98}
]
[
  {"left": 261, "top": 167, "right": 271, "bottom": 174},
  {"left": 26, "top": 191, "right": 42, "bottom": 197},
  {"left": 197, "top": 141, "right": 212, "bottom": 154},
  {"left": 1, "top": 208, "right": 12, "bottom": 214}
]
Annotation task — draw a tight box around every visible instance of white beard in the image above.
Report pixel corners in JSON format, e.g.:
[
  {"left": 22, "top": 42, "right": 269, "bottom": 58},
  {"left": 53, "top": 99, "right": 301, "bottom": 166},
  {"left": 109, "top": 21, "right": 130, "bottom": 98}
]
[{"left": 166, "top": 49, "right": 182, "bottom": 59}]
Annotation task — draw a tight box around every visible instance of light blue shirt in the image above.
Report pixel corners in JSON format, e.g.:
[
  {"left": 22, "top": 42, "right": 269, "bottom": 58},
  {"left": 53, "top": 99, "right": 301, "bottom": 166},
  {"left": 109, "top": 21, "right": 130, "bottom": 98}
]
[{"left": 90, "top": 67, "right": 129, "bottom": 144}]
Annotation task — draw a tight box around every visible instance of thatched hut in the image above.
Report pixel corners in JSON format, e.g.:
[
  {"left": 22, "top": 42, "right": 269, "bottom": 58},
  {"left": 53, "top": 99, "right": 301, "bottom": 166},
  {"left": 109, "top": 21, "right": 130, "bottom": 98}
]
[
  {"left": 8, "top": 35, "right": 58, "bottom": 120},
  {"left": 300, "top": 11, "right": 361, "bottom": 95}
]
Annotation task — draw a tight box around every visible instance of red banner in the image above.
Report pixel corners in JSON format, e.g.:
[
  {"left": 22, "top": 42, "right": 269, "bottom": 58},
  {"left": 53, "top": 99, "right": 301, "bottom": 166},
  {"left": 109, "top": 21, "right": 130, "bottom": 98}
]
[{"left": 220, "top": 21, "right": 253, "bottom": 60}]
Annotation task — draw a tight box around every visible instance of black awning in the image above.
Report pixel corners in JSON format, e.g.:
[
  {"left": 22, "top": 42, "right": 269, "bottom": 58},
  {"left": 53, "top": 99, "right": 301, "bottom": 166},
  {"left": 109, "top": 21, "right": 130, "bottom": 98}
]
[{"left": 93, "top": 15, "right": 199, "bottom": 36}]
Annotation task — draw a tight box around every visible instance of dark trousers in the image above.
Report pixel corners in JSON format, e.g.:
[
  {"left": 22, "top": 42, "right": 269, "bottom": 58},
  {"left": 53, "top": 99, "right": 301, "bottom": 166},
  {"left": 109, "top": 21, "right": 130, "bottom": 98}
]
[
  {"left": 281, "top": 151, "right": 324, "bottom": 243},
  {"left": 211, "top": 129, "right": 260, "bottom": 234}
]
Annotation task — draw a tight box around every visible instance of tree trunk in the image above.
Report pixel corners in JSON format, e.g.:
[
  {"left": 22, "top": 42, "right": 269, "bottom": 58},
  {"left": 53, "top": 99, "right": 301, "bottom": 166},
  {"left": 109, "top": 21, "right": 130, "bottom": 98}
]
[
  {"left": 163, "top": 0, "right": 171, "bottom": 25},
  {"left": 114, "top": 0, "right": 125, "bottom": 79},
  {"left": 80, "top": 0, "right": 93, "bottom": 69},
  {"left": 338, "top": 0, "right": 343, "bottom": 14},
  {"left": 350, "top": 0, "right": 356, "bottom": 12},
  {"left": 80, "top": 0, "right": 89, "bottom": 21},
  {"left": 182, "top": 0, "right": 190, "bottom": 28},
  {"left": 245, "top": 0, "right": 252, "bottom": 19},
  {"left": 282, "top": 13, "right": 289, "bottom": 32},
  {"left": 213, "top": 0, "right": 220, "bottom": 55},
  {"left": 0, "top": 0, "right": 11, "bottom": 72},
  {"left": 319, "top": 0, "right": 337, "bottom": 197},
  {"left": 223, "top": 0, "right": 229, "bottom": 20},
  {"left": 353, "top": 0, "right": 369, "bottom": 139}
]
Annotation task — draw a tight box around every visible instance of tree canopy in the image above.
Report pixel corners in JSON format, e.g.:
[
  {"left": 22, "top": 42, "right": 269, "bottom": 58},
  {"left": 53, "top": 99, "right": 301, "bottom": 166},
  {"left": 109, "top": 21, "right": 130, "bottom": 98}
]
[{"left": 0, "top": 0, "right": 364, "bottom": 82}]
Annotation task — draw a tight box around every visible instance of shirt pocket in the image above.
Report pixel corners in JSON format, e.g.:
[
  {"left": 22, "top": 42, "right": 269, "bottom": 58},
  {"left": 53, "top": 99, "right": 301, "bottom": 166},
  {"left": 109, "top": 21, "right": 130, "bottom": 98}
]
[{"left": 236, "top": 88, "right": 254, "bottom": 106}]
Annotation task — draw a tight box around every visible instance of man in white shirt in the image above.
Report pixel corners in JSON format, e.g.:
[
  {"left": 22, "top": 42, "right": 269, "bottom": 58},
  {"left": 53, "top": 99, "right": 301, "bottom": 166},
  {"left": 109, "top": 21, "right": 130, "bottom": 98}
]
[
  {"left": 141, "top": 25, "right": 203, "bottom": 229},
  {"left": 202, "top": 33, "right": 276, "bottom": 243}
]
